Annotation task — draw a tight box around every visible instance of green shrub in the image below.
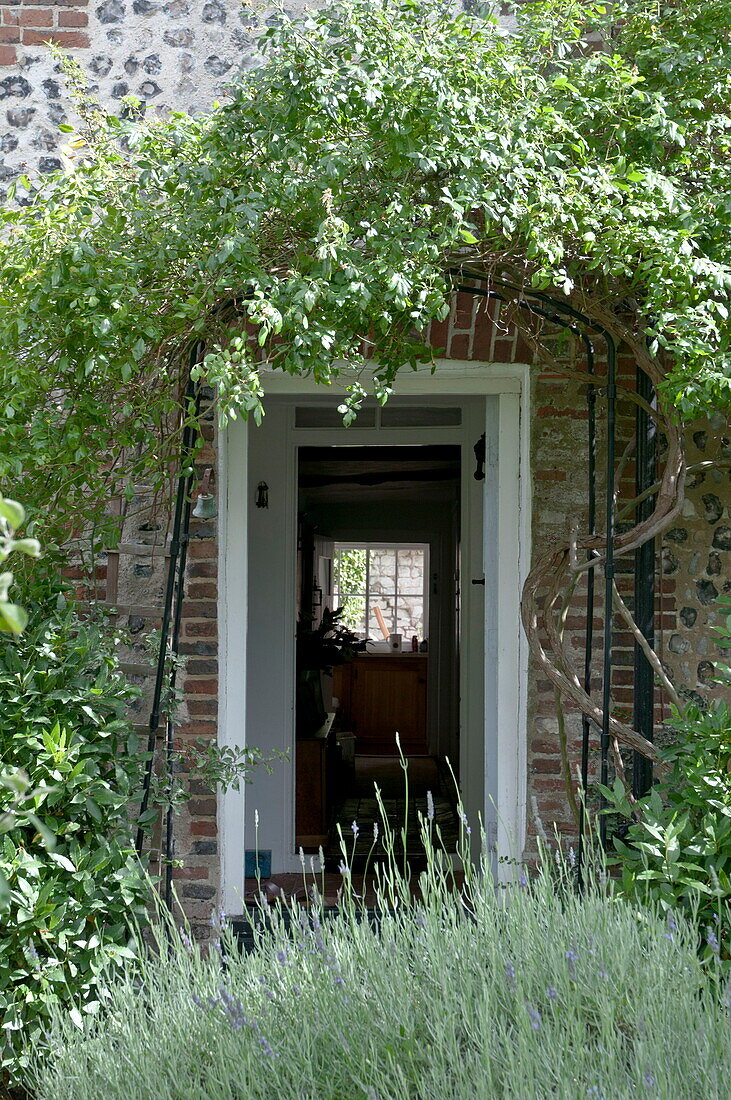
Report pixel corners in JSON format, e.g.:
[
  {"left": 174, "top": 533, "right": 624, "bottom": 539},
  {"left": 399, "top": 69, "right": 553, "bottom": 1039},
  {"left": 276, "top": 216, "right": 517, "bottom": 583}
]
[
  {"left": 602, "top": 595, "right": 731, "bottom": 967},
  {"left": 29, "top": 841, "right": 731, "bottom": 1100},
  {"left": 0, "top": 604, "right": 151, "bottom": 1073},
  {"left": 0, "top": 492, "right": 43, "bottom": 908},
  {"left": 602, "top": 700, "right": 731, "bottom": 967}
]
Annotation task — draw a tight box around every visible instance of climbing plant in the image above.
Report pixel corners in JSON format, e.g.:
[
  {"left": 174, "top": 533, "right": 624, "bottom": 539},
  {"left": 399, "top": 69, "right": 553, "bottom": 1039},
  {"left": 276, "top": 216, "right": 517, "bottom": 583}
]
[
  {"left": 334, "top": 547, "right": 368, "bottom": 632},
  {"left": 1, "top": 0, "right": 730, "bottom": 756}
]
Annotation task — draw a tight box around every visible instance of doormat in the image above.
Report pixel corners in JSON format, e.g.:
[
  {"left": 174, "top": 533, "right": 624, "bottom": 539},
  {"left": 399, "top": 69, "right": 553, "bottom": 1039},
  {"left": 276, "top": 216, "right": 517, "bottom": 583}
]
[{"left": 328, "top": 792, "right": 460, "bottom": 871}]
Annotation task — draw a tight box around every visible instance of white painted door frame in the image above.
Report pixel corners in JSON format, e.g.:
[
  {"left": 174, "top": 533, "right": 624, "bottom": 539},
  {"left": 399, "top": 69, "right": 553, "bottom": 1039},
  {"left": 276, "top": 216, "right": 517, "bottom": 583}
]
[{"left": 218, "top": 361, "right": 530, "bottom": 912}]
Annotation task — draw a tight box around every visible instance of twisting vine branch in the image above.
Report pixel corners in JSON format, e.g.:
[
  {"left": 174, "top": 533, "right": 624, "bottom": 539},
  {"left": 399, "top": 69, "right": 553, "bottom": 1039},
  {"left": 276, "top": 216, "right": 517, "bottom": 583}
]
[
  {"left": 513, "top": 295, "right": 686, "bottom": 768},
  {"left": 611, "top": 580, "right": 683, "bottom": 713}
]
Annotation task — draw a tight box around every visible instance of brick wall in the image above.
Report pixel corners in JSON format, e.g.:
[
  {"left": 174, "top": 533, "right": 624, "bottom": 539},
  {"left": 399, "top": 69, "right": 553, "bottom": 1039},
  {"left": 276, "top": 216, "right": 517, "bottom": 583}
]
[
  {"left": 0, "top": 0, "right": 89, "bottom": 68},
  {"left": 166, "top": 408, "right": 220, "bottom": 935}
]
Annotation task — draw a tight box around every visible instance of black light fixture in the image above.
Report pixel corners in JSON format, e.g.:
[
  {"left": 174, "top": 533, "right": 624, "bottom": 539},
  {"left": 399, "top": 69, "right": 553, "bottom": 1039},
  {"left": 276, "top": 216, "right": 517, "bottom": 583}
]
[{"left": 473, "top": 433, "right": 486, "bottom": 480}]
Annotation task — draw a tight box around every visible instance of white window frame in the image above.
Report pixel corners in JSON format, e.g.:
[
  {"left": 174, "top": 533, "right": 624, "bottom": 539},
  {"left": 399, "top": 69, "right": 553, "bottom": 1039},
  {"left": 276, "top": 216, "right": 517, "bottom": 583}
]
[{"left": 333, "top": 540, "right": 430, "bottom": 642}]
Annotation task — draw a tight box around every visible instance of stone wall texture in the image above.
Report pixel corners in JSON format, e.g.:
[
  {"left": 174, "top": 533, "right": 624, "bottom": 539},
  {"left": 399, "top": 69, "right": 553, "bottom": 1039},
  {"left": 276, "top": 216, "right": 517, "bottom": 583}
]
[
  {"left": 5, "top": 5, "right": 730, "bottom": 927},
  {"left": 0, "top": 0, "right": 310, "bottom": 197},
  {"left": 660, "top": 423, "right": 731, "bottom": 702}
]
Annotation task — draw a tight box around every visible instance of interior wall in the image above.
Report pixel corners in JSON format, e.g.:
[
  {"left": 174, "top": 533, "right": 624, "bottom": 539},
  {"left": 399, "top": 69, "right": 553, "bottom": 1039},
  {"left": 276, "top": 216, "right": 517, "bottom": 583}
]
[{"left": 302, "top": 495, "right": 460, "bottom": 762}]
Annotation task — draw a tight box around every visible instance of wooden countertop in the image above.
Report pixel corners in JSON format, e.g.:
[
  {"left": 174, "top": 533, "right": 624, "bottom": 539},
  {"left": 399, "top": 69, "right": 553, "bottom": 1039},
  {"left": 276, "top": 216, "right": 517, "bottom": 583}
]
[{"left": 357, "top": 651, "right": 428, "bottom": 659}]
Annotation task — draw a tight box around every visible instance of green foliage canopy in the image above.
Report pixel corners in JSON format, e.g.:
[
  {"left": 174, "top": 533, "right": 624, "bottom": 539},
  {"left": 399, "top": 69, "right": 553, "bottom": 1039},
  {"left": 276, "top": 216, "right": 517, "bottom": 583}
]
[{"left": 1, "top": 0, "right": 730, "bottom": 548}]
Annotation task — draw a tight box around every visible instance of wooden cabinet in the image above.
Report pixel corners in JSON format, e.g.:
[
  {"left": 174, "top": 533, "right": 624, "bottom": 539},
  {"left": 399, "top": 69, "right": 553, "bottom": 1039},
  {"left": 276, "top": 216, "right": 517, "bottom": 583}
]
[
  {"left": 334, "top": 655, "right": 428, "bottom": 756},
  {"left": 295, "top": 738, "right": 329, "bottom": 849},
  {"left": 295, "top": 733, "right": 353, "bottom": 850}
]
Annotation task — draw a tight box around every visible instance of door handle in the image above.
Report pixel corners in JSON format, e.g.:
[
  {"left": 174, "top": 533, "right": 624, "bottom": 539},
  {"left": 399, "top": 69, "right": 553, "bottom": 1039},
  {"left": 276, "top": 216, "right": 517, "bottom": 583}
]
[{"left": 471, "top": 578, "right": 485, "bottom": 586}]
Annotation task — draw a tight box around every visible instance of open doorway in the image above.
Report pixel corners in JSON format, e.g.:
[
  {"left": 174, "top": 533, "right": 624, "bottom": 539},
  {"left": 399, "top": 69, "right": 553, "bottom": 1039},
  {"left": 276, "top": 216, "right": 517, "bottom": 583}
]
[
  {"left": 295, "top": 445, "right": 461, "bottom": 868},
  {"left": 220, "top": 381, "right": 528, "bottom": 904}
]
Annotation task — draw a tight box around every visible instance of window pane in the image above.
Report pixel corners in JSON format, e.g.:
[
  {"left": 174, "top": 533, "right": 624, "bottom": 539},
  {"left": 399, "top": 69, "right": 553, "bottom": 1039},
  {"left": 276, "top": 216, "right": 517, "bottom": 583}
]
[
  {"left": 295, "top": 406, "right": 377, "bottom": 428},
  {"left": 397, "top": 548, "right": 425, "bottom": 594},
  {"left": 368, "top": 548, "right": 396, "bottom": 595},
  {"left": 339, "top": 594, "right": 367, "bottom": 635},
  {"left": 397, "top": 596, "right": 424, "bottom": 638},
  {"left": 379, "top": 405, "right": 462, "bottom": 427},
  {"left": 332, "top": 541, "right": 428, "bottom": 642},
  {"left": 333, "top": 548, "right": 368, "bottom": 634},
  {"left": 334, "top": 547, "right": 366, "bottom": 596}
]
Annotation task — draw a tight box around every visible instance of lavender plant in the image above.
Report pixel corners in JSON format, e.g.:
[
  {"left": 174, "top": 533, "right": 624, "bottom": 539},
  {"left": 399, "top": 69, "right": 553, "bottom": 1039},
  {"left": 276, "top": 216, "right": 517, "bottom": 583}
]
[{"left": 29, "top": 807, "right": 731, "bottom": 1100}]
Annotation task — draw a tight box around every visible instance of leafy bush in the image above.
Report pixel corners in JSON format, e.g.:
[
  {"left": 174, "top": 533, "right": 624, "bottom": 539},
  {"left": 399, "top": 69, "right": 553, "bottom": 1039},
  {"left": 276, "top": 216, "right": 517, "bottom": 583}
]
[
  {"left": 602, "top": 701, "right": 731, "bottom": 967},
  {"left": 0, "top": 492, "right": 43, "bottom": 907},
  {"left": 29, "top": 840, "right": 731, "bottom": 1100},
  {"left": 603, "top": 596, "right": 731, "bottom": 966},
  {"left": 0, "top": 604, "right": 151, "bottom": 1073}
]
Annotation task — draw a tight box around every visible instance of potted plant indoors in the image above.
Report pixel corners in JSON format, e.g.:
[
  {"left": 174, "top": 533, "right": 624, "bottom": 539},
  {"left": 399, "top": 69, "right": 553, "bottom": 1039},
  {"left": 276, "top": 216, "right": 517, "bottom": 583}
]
[{"left": 296, "top": 608, "right": 367, "bottom": 739}]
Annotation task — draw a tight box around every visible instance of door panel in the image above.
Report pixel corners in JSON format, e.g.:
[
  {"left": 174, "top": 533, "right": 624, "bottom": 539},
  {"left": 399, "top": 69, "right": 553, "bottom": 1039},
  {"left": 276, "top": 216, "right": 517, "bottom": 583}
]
[{"left": 338, "top": 655, "right": 429, "bottom": 756}]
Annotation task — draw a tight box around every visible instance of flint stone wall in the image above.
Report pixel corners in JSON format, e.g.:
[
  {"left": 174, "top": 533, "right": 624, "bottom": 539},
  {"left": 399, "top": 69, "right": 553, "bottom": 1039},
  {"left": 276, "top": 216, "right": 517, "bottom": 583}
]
[{"left": 0, "top": 0, "right": 310, "bottom": 199}]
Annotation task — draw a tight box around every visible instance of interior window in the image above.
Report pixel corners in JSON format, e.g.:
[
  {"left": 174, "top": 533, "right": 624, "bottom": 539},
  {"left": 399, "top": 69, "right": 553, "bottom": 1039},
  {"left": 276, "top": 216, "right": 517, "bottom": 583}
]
[{"left": 333, "top": 542, "right": 429, "bottom": 643}]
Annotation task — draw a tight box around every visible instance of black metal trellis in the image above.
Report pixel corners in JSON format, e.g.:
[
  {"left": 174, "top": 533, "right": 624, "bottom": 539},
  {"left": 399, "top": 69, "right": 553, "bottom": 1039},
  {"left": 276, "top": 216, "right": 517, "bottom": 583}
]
[
  {"left": 450, "top": 269, "right": 656, "bottom": 871},
  {"left": 633, "top": 366, "right": 656, "bottom": 797},
  {"left": 136, "top": 343, "right": 203, "bottom": 912},
  {"left": 598, "top": 335, "right": 616, "bottom": 848},
  {"left": 578, "top": 334, "right": 596, "bottom": 877}
]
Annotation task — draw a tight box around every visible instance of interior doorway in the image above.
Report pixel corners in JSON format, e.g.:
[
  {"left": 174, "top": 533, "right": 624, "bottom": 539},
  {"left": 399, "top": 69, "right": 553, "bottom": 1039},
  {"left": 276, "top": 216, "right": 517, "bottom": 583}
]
[{"left": 294, "top": 445, "right": 461, "bottom": 868}]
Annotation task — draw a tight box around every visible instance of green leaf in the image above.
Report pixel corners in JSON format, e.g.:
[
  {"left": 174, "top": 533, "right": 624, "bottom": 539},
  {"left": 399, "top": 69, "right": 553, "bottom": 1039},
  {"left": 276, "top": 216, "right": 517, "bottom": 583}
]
[
  {"left": 0, "top": 603, "right": 28, "bottom": 636},
  {"left": 12, "top": 539, "right": 41, "bottom": 559},
  {"left": 0, "top": 770, "right": 30, "bottom": 796},
  {"left": 0, "top": 499, "right": 25, "bottom": 530},
  {"left": 25, "top": 814, "right": 55, "bottom": 851},
  {"left": 48, "top": 852, "right": 76, "bottom": 873}
]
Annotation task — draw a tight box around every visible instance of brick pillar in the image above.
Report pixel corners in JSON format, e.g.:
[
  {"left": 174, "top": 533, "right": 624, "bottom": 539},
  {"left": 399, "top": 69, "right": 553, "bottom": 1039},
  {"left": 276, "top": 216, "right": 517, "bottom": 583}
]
[{"left": 174, "top": 413, "right": 221, "bottom": 936}]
